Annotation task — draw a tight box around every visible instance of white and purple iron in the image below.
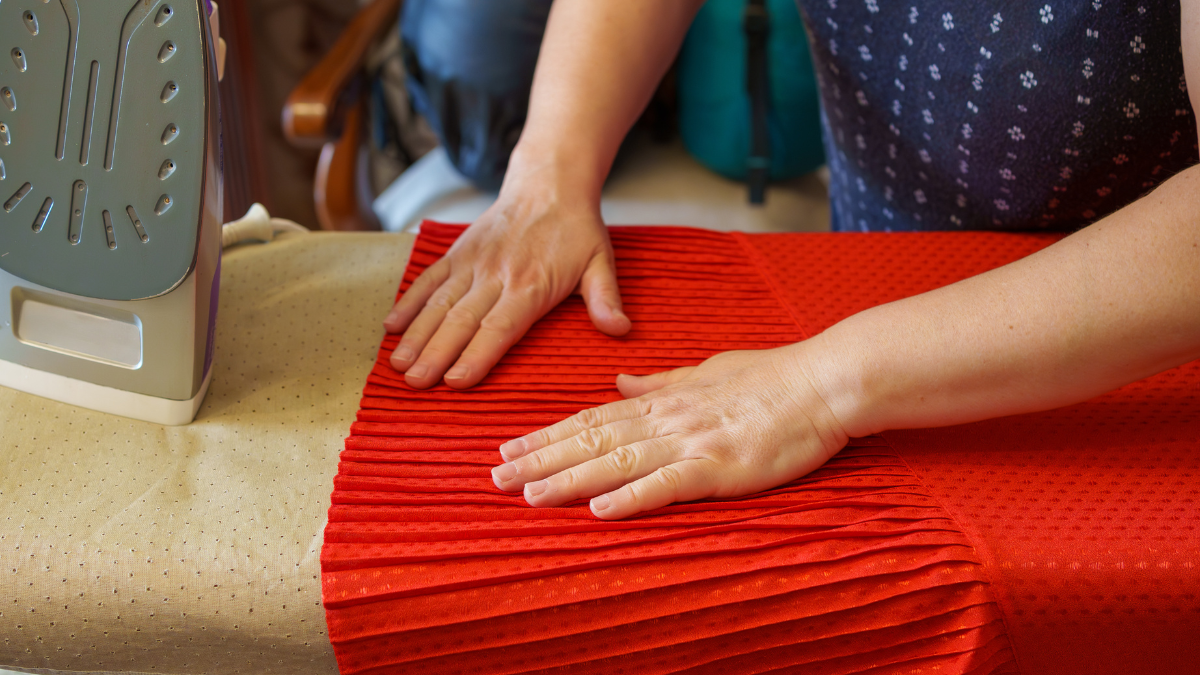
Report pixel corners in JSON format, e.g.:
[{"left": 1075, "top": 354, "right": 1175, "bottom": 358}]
[{"left": 0, "top": 0, "right": 224, "bottom": 424}]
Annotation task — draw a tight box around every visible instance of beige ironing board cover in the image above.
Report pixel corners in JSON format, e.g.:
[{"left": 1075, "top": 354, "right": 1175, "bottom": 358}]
[{"left": 1, "top": 232, "right": 414, "bottom": 675}]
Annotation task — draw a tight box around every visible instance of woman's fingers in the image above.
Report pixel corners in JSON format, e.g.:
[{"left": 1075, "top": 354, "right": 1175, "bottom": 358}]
[
  {"left": 389, "top": 270, "right": 471, "bottom": 374},
  {"left": 578, "top": 250, "right": 631, "bottom": 337},
  {"left": 486, "top": 346, "right": 845, "bottom": 520},
  {"left": 491, "top": 417, "right": 659, "bottom": 491},
  {"left": 498, "top": 398, "right": 650, "bottom": 461},
  {"left": 403, "top": 283, "right": 502, "bottom": 388},
  {"left": 384, "top": 258, "right": 451, "bottom": 334},
  {"left": 443, "top": 294, "right": 544, "bottom": 390},
  {"left": 521, "top": 436, "right": 687, "bottom": 508},
  {"left": 590, "top": 459, "right": 718, "bottom": 520},
  {"left": 615, "top": 367, "right": 696, "bottom": 398}
]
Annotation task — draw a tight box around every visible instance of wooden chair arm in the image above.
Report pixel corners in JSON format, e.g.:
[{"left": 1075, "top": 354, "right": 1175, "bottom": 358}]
[
  {"left": 314, "top": 99, "right": 372, "bottom": 231},
  {"left": 282, "top": 0, "right": 403, "bottom": 146}
]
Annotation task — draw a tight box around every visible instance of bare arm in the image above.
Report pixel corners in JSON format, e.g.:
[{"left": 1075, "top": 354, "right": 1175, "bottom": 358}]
[
  {"left": 492, "top": 166, "right": 1200, "bottom": 520},
  {"left": 385, "top": 1, "right": 704, "bottom": 389},
  {"left": 818, "top": 1, "right": 1200, "bottom": 433},
  {"left": 512, "top": 0, "right": 706, "bottom": 204},
  {"left": 812, "top": 165, "right": 1200, "bottom": 437},
  {"left": 490, "top": 8, "right": 1200, "bottom": 519}
]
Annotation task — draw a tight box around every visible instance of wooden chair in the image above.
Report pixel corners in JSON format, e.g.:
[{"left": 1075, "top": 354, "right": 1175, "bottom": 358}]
[
  {"left": 283, "top": 0, "right": 403, "bottom": 231},
  {"left": 215, "top": 0, "right": 272, "bottom": 223}
]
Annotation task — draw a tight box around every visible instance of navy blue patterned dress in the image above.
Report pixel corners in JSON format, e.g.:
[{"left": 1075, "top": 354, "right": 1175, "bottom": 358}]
[{"left": 798, "top": 1, "right": 1199, "bottom": 231}]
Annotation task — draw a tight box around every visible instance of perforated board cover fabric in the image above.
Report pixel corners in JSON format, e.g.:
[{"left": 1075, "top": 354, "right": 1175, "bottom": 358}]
[
  {"left": 0, "top": 232, "right": 419, "bottom": 675},
  {"left": 324, "top": 223, "right": 1199, "bottom": 674}
]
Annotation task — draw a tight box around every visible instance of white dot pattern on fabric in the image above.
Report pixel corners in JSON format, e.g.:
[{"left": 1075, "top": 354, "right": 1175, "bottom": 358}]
[
  {"left": 801, "top": 0, "right": 1199, "bottom": 232},
  {"left": 0, "top": 233, "right": 414, "bottom": 674}
]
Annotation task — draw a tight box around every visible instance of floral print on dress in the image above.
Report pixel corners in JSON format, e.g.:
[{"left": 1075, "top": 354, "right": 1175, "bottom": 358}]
[{"left": 799, "top": 0, "right": 1198, "bottom": 232}]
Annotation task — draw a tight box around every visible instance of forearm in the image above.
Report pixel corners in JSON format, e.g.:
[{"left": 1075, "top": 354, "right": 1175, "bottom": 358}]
[
  {"left": 805, "top": 165, "right": 1200, "bottom": 437},
  {"left": 505, "top": 0, "right": 704, "bottom": 203}
]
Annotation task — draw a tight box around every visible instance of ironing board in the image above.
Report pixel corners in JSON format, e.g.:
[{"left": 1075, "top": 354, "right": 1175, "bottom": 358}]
[
  {"left": 325, "top": 224, "right": 1200, "bottom": 675},
  {"left": 0, "top": 232, "right": 409, "bottom": 674}
]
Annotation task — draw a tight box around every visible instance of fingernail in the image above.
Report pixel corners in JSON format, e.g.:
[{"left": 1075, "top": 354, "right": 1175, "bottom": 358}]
[
  {"left": 392, "top": 345, "right": 415, "bottom": 364},
  {"left": 525, "top": 480, "right": 547, "bottom": 497},
  {"left": 499, "top": 438, "right": 528, "bottom": 461},
  {"left": 384, "top": 310, "right": 398, "bottom": 326},
  {"left": 491, "top": 462, "right": 517, "bottom": 486},
  {"left": 406, "top": 363, "right": 429, "bottom": 380},
  {"left": 445, "top": 364, "right": 471, "bottom": 380},
  {"left": 591, "top": 494, "right": 611, "bottom": 513}
]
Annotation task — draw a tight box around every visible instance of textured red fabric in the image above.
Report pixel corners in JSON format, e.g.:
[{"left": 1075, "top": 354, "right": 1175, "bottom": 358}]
[
  {"left": 323, "top": 223, "right": 1198, "bottom": 674},
  {"left": 741, "top": 233, "right": 1200, "bottom": 675}
]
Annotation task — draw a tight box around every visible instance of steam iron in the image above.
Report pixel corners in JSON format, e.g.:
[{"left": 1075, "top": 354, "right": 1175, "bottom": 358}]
[{"left": 0, "top": 0, "right": 223, "bottom": 425}]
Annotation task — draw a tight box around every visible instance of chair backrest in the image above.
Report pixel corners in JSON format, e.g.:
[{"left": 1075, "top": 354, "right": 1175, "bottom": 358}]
[{"left": 216, "top": 0, "right": 271, "bottom": 223}]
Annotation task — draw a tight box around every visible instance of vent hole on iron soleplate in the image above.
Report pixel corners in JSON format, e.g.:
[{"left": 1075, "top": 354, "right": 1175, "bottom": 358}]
[{"left": 155, "top": 5, "right": 174, "bottom": 27}]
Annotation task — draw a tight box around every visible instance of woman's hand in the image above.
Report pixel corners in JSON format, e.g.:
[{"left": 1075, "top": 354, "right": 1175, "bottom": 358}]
[
  {"left": 490, "top": 346, "right": 851, "bottom": 519},
  {"left": 382, "top": 0, "right": 709, "bottom": 390},
  {"left": 384, "top": 186, "right": 631, "bottom": 390}
]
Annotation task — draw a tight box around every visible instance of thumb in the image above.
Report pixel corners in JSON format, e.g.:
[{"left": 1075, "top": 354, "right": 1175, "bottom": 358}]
[
  {"left": 616, "top": 367, "right": 696, "bottom": 399},
  {"left": 578, "top": 250, "right": 631, "bottom": 337}
]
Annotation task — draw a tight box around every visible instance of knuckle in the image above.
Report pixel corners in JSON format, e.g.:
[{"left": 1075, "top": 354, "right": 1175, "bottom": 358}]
[
  {"left": 412, "top": 266, "right": 442, "bottom": 288},
  {"left": 412, "top": 343, "right": 452, "bottom": 363},
  {"left": 506, "top": 275, "right": 556, "bottom": 305},
  {"left": 626, "top": 476, "right": 655, "bottom": 505},
  {"left": 574, "top": 407, "right": 604, "bottom": 430},
  {"left": 526, "top": 429, "right": 552, "bottom": 448},
  {"left": 407, "top": 273, "right": 432, "bottom": 292},
  {"left": 457, "top": 345, "right": 493, "bottom": 363},
  {"left": 607, "top": 446, "right": 640, "bottom": 479},
  {"left": 517, "top": 453, "right": 543, "bottom": 476},
  {"left": 395, "top": 339, "right": 421, "bottom": 355},
  {"left": 576, "top": 427, "right": 611, "bottom": 457},
  {"left": 444, "top": 304, "right": 482, "bottom": 327},
  {"left": 427, "top": 292, "right": 456, "bottom": 311},
  {"left": 653, "top": 465, "right": 686, "bottom": 496},
  {"left": 479, "top": 311, "right": 516, "bottom": 334},
  {"left": 556, "top": 469, "right": 582, "bottom": 495},
  {"left": 632, "top": 397, "right": 655, "bottom": 416}
]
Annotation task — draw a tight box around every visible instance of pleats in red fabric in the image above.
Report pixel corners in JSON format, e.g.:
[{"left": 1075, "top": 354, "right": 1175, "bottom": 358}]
[
  {"left": 323, "top": 223, "right": 1021, "bottom": 675},
  {"left": 741, "top": 232, "right": 1200, "bottom": 675}
]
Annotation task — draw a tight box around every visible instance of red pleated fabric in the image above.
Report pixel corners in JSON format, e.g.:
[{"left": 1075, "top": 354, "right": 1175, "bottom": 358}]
[
  {"left": 739, "top": 233, "right": 1200, "bottom": 675},
  {"left": 324, "top": 223, "right": 1198, "bottom": 675}
]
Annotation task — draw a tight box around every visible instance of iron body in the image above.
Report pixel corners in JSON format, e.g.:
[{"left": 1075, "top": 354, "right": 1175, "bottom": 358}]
[{"left": 0, "top": 0, "right": 222, "bottom": 425}]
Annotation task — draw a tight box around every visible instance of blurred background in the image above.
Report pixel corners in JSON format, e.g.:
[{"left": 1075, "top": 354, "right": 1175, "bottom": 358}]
[{"left": 219, "top": 0, "right": 831, "bottom": 235}]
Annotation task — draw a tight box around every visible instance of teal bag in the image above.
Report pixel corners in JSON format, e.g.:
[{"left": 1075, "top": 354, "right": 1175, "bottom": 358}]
[{"left": 678, "top": 0, "right": 825, "bottom": 195}]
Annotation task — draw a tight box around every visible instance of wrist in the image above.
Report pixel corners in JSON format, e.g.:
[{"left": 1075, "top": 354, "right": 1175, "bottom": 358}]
[
  {"left": 784, "top": 329, "right": 878, "bottom": 441},
  {"left": 504, "top": 139, "right": 609, "bottom": 207}
]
